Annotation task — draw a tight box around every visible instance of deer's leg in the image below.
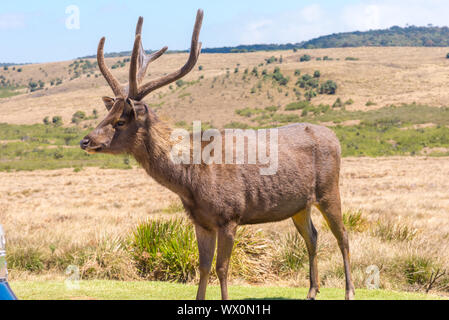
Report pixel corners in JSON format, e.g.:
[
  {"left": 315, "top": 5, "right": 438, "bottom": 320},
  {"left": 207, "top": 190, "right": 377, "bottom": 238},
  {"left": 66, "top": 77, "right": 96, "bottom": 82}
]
[
  {"left": 317, "top": 197, "right": 355, "bottom": 300},
  {"left": 216, "top": 223, "right": 237, "bottom": 300},
  {"left": 195, "top": 224, "right": 216, "bottom": 300},
  {"left": 292, "top": 206, "right": 320, "bottom": 300}
]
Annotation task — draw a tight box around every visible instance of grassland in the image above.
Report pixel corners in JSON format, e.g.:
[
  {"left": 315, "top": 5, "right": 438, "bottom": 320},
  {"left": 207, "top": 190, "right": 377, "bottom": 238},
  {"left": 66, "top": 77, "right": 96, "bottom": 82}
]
[
  {"left": 2, "top": 158, "right": 448, "bottom": 297},
  {"left": 1, "top": 47, "right": 449, "bottom": 299},
  {"left": 10, "top": 281, "right": 446, "bottom": 300}
]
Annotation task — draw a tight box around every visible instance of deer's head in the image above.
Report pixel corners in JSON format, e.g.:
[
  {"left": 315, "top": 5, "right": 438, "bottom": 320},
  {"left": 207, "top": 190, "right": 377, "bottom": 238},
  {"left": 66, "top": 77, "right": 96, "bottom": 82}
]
[{"left": 80, "top": 10, "right": 203, "bottom": 155}]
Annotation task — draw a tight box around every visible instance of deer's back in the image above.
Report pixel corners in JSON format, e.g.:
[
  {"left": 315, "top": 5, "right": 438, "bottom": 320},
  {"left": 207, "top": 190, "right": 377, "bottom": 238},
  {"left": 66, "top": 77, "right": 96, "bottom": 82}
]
[{"left": 188, "top": 123, "right": 341, "bottom": 228}]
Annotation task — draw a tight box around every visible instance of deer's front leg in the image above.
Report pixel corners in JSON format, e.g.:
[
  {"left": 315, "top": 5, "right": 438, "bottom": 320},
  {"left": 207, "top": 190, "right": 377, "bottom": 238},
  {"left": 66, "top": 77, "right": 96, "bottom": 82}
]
[
  {"left": 216, "top": 223, "right": 237, "bottom": 300},
  {"left": 195, "top": 224, "right": 216, "bottom": 300}
]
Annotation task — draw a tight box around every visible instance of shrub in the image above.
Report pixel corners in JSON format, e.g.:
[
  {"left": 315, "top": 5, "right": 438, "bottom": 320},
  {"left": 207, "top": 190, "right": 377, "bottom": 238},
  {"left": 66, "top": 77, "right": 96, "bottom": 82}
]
[
  {"left": 345, "top": 98, "right": 354, "bottom": 105},
  {"left": 304, "top": 90, "right": 317, "bottom": 101},
  {"left": 345, "top": 57, "right": 359, "bottom": 61},
  {"left": 313, "top": 70, "right": 321, "bottom": 78},
  {"left": 265, "top": 56, "right": 277, "bottom": 64},
  {"left": 72, "top": 111, "right": 87, "bottom": 124},
  {"left": 274, "top": 232, "right": 308, "bottom": 273},
  {"left": 320, "top": 80, "right": 338, "bottom": 94},
  {"left": 285, "top": 101, "right": 311, "bottom": 111},
  {"left": 333, "top": 98, "right": 343, "bottom": 108},
  {"left": 265, "top": 106, "right": 278, "bottom": 112},
  {"left": 131, "top": 218, "right": 198, "bottom": 282},
  {"left": 294, "top": 69, "right": 301, "bottom": 76},
  {"left": 43, "top": 117, "right": 50, "bottom": 125},
  {"left": 372, "top": 222, "right": 418, "bottom": 242},
  {"left": 198, "top": 65, "right": 203, "bottom": 71},
  {"left": 366, "top": 101, "right": 377, "bottom": 106},
  {"left": 52, "top": 116, "right": 63, "bottom": 127},
  {"left": 300, "top": 54, "right": 311, "bottom": 62},
  {"left": 176, "top": 80, "right": 185, "bottom": 88},
  {"left": 446, "top": 53, "right": 449, "bottom": 59},
  {"left": 402, "top": 256, "right": 439, "bottom": 286}
]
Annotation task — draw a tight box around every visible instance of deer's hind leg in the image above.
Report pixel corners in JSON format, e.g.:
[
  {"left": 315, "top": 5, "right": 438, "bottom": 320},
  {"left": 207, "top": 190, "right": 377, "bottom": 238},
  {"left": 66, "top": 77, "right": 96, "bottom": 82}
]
[
  {"left": 317, "top": 190, "right": 355, "bottom": 300},
  {"left": 292, "top": 206, "right": 320, "bottom": 300}
]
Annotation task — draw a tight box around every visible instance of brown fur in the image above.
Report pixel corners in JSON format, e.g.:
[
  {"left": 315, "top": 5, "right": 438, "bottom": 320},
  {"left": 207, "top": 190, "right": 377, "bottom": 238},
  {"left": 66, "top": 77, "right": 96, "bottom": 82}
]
[{"left": 80, "top": 10, "right": 355, "bottom": 300}]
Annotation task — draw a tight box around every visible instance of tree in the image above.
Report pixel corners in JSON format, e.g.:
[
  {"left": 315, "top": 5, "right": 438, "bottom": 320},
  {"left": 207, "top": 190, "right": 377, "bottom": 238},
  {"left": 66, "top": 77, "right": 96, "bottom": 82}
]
[
  {"left": 300, "top": 54, "right": 311, "bottom": 62},
  {"left": 320, "top": 80, "right": 338, "bottom": 94},
  {"left": 52, "top": 116, "right": 63, "bottom": 127},
  {"left": 313, "top": 70, "right": 321, "bottom": 78},
  {"left": 72, "top": 111, "right": 87, "bottom": 124}
]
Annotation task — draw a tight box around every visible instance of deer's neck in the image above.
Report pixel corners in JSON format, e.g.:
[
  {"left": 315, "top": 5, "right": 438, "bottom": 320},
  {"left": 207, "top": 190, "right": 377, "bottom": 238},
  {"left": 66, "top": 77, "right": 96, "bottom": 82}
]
[{"left": 132, "top": 119, "right": 195, "bottom": 203}]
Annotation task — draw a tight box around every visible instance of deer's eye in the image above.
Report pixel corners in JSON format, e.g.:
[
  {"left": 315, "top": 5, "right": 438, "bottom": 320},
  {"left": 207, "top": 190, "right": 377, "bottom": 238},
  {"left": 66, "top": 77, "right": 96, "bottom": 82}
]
[{"left": 116, "top": 120, "right": 126, "bottom": 127}]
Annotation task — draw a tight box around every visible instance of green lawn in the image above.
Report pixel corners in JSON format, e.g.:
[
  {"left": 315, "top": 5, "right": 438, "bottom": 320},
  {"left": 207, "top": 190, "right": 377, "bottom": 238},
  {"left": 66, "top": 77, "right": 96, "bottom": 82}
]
[{"left": 9, "top": 281, "right": 446, "bottom": 300}]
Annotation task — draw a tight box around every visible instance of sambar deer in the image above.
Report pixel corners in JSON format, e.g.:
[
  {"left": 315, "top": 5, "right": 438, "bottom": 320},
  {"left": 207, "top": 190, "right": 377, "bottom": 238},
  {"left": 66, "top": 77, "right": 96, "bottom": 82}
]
[{"left": 80, "top": 9, "right": 355, "bottom": 300}]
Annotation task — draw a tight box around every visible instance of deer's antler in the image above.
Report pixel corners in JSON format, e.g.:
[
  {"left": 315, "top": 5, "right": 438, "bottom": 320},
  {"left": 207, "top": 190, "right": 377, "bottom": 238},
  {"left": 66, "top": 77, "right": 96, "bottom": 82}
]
[
  {"left": 97, "top": 10, "right": 203, "bottom": 101},
  {"left": 134, "top": 9, "right": 203, "bottom": 101}
]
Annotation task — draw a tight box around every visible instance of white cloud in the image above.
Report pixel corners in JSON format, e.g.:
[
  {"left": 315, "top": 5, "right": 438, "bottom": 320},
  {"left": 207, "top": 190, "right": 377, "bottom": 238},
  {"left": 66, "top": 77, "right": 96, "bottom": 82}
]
[
  {"left": 0, "top": 13, "right": 26, "bottom": 30},
  {"left": 234, "top": 0, "right": 449, "bottom": 45}
]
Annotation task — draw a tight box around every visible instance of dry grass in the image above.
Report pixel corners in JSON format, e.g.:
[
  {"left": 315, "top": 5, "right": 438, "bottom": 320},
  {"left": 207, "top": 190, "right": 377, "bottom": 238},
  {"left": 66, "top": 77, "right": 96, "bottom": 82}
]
[
  {"left": 2, "top": 47, "right": 449, "bottom": 128},
  {"left": 1, "top": 158, "right": 448, "bottom": 295}
]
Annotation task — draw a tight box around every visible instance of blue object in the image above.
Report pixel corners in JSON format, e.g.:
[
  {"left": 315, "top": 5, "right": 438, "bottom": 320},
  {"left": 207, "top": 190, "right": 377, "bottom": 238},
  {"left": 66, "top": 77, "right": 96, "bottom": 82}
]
[{"left": 0, "top": 281, "right": 17, "bottom": 300}]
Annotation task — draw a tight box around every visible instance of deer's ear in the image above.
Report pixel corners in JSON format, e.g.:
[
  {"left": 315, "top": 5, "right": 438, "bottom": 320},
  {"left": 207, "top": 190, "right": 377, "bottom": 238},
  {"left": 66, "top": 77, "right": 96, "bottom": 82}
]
[{"left": 102, "top": 97, "right": 115, "bottom": 111}]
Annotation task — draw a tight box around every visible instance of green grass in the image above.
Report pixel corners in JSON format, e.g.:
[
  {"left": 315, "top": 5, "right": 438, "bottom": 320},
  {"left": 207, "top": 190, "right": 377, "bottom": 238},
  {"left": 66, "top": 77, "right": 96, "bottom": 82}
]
[
  {"left": 0, "top": 123, "right": 135, "bottom": 171},
  {"left": 9, "top": 280, "right": 447, "bottom": 300},
  {"left": 0, "top": 88, "right": 22, "bottom": 99}
]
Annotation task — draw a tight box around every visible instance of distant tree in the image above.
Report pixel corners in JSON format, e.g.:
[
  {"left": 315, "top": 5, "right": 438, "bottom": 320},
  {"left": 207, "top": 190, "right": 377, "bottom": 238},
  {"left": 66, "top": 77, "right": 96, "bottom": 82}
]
[
  {"left": 72, "top": 111, "right": 87, "bottom": 124},
  {"left": 300, "top": 54, "right": 311, "bottom": 62},
  {"left": 52, "top": 116, "right": 63, "bottom": 127},
  {"left": 17, "top": 68, "right": 22, "bottom": 72},
  {"left": 313, "top": 70, "right": 321, "bottom": 78},
  {"left": 198, "top": 65, "right": 203, "bottom": 71},
  {"left": 320, "top": 80, "right": 338, "bottom": 94}
]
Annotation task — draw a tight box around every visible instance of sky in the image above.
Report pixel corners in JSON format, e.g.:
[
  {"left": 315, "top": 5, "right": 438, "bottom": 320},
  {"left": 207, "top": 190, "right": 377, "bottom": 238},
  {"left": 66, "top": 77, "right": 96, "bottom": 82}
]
[{"left": 1, "top": 0, "right": 449, "bottom": 63}]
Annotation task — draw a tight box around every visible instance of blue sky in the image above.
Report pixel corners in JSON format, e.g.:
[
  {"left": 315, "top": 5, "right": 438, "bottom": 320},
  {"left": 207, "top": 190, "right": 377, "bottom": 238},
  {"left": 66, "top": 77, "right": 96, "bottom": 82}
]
[{"left": 1, "top": 0, "right": 448, "bottom": 63}]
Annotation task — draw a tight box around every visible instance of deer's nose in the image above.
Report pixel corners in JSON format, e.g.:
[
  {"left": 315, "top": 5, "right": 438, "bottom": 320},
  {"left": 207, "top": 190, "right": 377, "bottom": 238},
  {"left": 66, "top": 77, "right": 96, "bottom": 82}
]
[{"left": 80, "top": 138, "right": 90, "bottom": 150}]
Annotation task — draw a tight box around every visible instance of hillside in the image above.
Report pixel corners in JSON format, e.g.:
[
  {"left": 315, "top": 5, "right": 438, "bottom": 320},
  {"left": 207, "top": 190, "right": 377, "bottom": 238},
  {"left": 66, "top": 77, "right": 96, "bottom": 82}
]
[
  {"left": 300, "top": 25, "right": 449, "bottom": 49},
  {"left": 2, "top": 47, "right": 449, "bottom": 128}
]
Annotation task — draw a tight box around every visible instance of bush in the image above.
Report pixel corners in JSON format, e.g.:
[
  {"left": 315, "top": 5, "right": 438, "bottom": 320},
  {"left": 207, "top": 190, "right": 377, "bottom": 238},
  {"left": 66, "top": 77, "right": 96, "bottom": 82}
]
[
  {"left": 43, "top": 117, "right": 50, "bottom": 125},
  {"left": 52, "top": 116, "right": 63, "bottom": 127},
  {"left": 265, "top": 56, "right": 277, "bottom": 64},
  {"left": 285, "top": 101, "right": 311, "bottom": 111},
  {"left": 304, "top": 90, "right": 317, "bottom": 101},
  {"left": 313, "top": 70, "right": 321, "bottom": 78},
  {"left": 131, "top": 219, "right": 198, "bottom": 282},
  {"left": 320, "top": 80, "right": 338, "bottom": 94},
  {"left": 72, "top": 111, "right": 87, "bottom": 124},
  {"left": 175, "top": 80, "right": 185, "bottom": 88},
  {"left": 300, "top": 54, "right": 311, "bottom": 62},
  {"left": 294, "top": 69, "right": 301, "bottom": 76}
]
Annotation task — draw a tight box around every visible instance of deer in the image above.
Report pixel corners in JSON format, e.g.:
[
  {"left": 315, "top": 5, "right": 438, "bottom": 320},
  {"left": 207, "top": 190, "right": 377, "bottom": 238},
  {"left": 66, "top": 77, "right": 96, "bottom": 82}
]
[{"left": 80, "top": 9, "right": 355, "bottom": 300}]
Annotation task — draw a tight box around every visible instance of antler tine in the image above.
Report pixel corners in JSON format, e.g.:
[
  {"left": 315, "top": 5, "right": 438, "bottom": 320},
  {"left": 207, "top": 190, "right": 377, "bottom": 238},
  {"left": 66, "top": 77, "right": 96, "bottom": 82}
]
[
  {"left": 135, "top": 9, "right": 204, "bottom": 101},
  {"left": 97, "top": 37, "right": 125, "bottom": 98},
  {"left": 128, "top": 34, "right": 141, "bottom": 98},
  {"left": 128, "top": 17, "right": 169, "bottom": 99}
]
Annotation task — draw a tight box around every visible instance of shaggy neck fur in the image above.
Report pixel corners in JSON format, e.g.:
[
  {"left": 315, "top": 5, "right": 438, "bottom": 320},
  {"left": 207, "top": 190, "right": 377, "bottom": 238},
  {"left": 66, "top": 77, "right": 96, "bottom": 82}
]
[{"left": 130, "top": 113, "right": 195, "bottom": 204}]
